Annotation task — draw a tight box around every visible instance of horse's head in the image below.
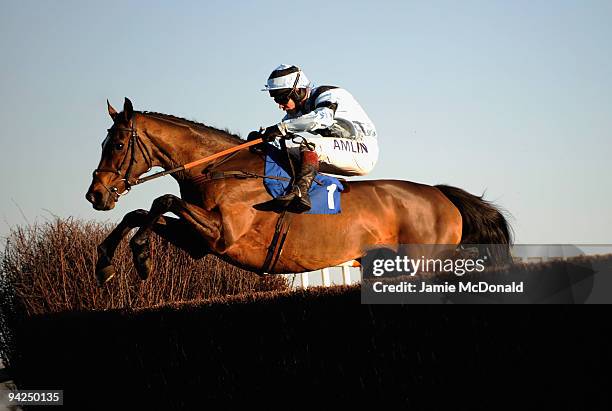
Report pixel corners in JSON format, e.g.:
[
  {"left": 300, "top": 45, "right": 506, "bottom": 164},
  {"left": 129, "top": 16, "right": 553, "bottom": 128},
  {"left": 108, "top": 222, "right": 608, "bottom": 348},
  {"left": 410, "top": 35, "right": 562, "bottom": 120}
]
[{"left": 86, "top": 98, "right": 152, "bottom": 210}]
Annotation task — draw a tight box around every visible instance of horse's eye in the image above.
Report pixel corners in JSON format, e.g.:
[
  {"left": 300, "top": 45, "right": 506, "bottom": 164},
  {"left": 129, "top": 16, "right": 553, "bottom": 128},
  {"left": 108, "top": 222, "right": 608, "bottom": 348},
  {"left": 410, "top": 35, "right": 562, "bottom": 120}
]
[{"left": 115, "top": 143, "right": 124, "bottom": 150}]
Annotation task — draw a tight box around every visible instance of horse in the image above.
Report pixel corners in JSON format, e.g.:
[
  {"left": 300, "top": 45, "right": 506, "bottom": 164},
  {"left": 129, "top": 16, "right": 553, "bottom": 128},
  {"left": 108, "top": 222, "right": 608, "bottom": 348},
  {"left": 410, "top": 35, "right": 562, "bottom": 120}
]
[{"left": 86, "top": 98, "right": 512, "bottom": 285}]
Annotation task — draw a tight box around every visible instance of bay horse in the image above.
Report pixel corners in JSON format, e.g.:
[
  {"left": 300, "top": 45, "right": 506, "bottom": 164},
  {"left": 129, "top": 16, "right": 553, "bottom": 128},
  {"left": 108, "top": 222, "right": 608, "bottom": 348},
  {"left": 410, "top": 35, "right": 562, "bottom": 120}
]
[{"left": 86, "top": 98, "right": 512, "bottom": 285}]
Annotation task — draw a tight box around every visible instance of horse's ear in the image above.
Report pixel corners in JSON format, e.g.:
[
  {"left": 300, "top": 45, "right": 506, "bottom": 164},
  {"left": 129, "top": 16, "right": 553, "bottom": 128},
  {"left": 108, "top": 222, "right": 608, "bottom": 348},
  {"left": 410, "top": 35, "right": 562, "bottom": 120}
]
[
  {"left": 123, "top": 97, "right": 134, "bottom": 121},
  {"left": 107, "top": 99, "right": 118, "bottom": 120}
]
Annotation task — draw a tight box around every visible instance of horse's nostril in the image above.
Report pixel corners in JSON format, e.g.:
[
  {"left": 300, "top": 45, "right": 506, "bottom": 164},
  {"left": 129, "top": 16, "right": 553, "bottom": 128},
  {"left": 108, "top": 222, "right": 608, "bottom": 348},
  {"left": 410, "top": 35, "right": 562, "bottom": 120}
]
[{"left": 86, "top": 190, "right": 104, "bottom": 205}]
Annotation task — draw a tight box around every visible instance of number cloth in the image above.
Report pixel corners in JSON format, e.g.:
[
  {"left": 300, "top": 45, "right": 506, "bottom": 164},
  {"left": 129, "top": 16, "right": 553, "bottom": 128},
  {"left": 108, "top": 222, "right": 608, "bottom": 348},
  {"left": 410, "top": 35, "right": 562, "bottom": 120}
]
[{"left": 263, "top": 145, "right": 344, "bottom": 215}]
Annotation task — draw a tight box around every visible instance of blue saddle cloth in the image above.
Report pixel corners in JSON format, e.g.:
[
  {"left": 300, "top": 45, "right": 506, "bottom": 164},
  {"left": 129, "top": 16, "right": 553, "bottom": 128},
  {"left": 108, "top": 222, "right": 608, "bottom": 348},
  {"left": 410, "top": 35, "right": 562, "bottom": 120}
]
[{"left": 263, "top": 144, "right": 343, "bottom": 214}]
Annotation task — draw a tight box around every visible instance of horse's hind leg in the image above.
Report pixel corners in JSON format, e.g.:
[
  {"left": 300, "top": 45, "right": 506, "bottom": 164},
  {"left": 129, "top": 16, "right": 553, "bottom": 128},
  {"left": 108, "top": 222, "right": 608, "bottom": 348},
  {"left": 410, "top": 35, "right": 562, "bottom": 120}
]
[
  {"left": 96, "top": 209, "right": 211, "bottom": 286},
  {"left": 129, "top": 194, "right": 222, "bottom": 280}
]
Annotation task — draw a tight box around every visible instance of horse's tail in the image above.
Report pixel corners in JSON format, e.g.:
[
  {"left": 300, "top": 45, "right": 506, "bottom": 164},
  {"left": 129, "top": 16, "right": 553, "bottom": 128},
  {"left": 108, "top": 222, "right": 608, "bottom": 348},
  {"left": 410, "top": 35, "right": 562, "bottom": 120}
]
[{"left": 436, "top": 184, "right": 513, "bottom": 249}]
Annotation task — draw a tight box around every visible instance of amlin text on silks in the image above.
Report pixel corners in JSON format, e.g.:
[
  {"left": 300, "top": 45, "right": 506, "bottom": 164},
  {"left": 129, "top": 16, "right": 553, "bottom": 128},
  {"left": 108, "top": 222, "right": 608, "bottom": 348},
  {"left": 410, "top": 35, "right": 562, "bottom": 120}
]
[{"left": 332, "top": 139, "right": 369, "bottom": 153}]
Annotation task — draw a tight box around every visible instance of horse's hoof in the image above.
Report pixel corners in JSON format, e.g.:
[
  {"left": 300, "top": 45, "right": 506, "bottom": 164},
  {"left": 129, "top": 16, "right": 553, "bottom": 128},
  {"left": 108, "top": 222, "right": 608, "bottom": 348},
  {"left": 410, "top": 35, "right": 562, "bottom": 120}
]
[{"left": 96, "top": 265, "right": 116, "bottom": 287}]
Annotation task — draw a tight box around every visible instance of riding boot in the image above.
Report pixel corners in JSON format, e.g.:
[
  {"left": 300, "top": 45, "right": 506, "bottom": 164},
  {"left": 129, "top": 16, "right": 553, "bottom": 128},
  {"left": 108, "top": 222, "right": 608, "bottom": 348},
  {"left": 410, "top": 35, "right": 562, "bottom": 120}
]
[{"left": 273, "top": 151, "right": 319, "bottom": 212}]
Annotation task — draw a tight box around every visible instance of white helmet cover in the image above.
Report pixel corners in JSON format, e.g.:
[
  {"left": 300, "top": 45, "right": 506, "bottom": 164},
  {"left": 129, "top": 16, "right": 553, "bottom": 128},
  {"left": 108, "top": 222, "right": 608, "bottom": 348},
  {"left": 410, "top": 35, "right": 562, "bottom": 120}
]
[{"left": 261, "top": 64, "right": 311, "bottom": 91}]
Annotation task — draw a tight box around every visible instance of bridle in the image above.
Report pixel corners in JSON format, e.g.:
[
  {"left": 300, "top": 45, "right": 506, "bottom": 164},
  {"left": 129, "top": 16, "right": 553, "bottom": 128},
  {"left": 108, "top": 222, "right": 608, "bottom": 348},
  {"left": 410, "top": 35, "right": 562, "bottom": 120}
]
[{"left": 92, "top": 114, "right": 153, "bottom": 199}]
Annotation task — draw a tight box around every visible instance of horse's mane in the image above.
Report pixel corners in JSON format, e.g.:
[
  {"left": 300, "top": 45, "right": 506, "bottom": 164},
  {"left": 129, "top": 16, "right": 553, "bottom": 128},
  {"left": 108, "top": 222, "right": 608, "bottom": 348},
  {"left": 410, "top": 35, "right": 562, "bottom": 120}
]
[{"left": 139, "top": 111, "right": 244, "bottom": 144}]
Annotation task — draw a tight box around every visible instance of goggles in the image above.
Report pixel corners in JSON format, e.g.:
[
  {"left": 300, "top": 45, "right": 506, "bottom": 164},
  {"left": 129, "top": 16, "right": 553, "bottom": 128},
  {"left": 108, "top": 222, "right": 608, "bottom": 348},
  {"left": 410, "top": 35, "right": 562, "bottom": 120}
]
[
  {"left": 272, "top": 90, "right": 294, "bottom": 105},
  {"left": 270, "top": 70, "right": 301, "bottom": 105}
]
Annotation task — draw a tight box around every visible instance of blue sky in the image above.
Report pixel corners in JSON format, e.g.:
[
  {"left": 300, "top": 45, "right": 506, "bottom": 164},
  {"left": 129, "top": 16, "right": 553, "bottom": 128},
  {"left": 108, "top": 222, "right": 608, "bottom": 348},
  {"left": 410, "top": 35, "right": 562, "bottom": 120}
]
[{"left": 1, "top": 0, "right": 611, "bottom": 243}]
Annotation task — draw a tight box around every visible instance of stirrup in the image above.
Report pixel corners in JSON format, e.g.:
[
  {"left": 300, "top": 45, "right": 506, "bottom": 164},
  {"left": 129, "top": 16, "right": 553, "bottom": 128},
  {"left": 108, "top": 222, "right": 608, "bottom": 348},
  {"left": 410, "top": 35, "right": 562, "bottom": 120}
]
[
  {"left": 271, "top": 195, "right": 294, "bottom": 206},
  {"left": 288, "top": 195, "right": 312, "bottom": 213},
  {"left": 275, "top": 186, "right": 298, "bottom": 202}
]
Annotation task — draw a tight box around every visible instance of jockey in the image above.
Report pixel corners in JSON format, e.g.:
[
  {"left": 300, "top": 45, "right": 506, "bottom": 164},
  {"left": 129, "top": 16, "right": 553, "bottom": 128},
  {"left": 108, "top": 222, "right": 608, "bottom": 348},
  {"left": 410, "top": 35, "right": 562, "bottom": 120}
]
[{"left": 248, "top": 64, "right": 379, "bottom": 212}]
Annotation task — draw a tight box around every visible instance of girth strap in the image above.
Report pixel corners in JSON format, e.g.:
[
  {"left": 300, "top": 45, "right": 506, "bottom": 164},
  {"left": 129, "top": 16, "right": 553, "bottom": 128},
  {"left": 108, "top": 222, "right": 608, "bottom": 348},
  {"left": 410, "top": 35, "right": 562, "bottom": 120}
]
[{"left": 261, "top": 210, "right": 293, "bottom": 274}]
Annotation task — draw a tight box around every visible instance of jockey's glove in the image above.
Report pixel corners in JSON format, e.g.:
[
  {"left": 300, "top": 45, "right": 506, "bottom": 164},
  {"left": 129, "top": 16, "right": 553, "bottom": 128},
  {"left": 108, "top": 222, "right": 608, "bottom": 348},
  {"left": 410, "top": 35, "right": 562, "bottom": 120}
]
[
  {"left": 246, "top": 130, "right": 267, "bottom": 154},
  {"left": 247, "top": 130, "right": 262, "bottom": 142},
  {"left": 260, "top": 124, "right": 285, "bottom": 142}
]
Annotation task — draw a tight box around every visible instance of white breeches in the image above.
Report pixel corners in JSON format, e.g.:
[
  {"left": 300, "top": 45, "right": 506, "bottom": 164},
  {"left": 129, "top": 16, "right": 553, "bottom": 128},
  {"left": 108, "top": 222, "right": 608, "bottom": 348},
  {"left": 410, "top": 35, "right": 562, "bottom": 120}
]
[{"left": 289, "top": 136, "right": 379, "bottom": 176}]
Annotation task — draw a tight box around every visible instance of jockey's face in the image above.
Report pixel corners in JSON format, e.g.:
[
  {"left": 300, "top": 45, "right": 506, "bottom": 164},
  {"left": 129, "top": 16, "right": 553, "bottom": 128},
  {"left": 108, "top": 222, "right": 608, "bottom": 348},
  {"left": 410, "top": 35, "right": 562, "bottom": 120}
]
[
  {"left": 270, "top": 89, "right": 296, "bottom": 112},
  {"left": 271, "top": 88, "right": 309, "bottom": 113},
  {"left": 278, "top": 98, "right": 296, "bottom": 112}
]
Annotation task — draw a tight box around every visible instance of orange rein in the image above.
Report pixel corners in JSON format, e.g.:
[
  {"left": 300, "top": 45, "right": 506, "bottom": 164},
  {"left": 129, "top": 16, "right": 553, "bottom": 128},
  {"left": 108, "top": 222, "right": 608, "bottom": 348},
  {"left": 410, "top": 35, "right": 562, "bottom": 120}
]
[{"left": 134, "top": 137, "right": 264, "bottom": 186}]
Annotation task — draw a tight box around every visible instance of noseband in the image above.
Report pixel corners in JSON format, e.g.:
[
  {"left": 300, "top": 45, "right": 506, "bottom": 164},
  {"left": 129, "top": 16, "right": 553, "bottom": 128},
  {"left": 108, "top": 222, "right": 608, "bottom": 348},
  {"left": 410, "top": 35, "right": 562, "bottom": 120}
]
[{"left": 92, "top": 115, "right": 153, "bottom": 199}]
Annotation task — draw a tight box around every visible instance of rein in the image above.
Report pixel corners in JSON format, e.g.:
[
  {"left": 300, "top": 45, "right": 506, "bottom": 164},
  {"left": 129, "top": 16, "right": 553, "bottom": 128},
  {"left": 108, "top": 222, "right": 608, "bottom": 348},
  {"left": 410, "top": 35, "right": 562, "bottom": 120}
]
[{"left": 133, "top": 138, "right": 264, "bottom": 185}]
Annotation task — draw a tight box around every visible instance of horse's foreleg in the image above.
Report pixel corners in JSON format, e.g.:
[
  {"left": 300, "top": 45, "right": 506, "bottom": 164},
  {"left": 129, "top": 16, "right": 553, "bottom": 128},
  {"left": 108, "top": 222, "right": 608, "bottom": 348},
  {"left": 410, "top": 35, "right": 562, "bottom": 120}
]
[
  {"left": 96, "top": 208, "right": 212, "bottom": 285},
  {"left": 96, "top": 209, "right": 149, "bottom": 285},
  {"left": 129, "top": 194, "right": 222, "bottom": 280}
]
